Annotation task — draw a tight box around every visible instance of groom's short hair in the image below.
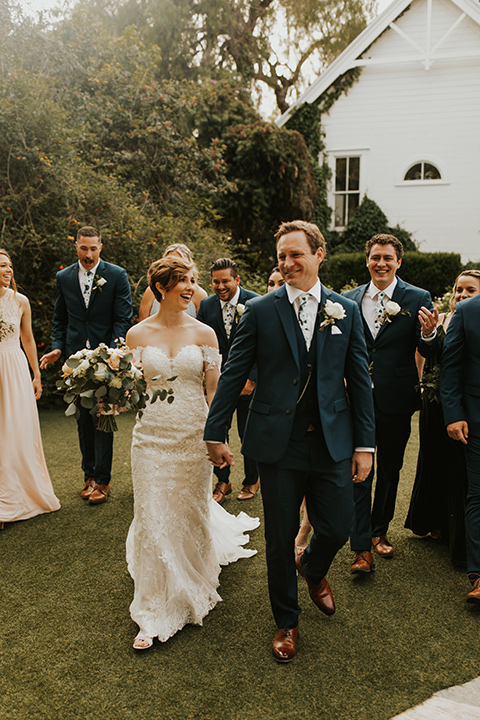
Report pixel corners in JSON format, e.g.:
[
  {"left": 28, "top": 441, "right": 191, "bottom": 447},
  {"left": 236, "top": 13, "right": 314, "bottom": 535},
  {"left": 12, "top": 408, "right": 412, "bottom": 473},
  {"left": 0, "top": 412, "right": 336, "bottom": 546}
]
[
  {"left": 209, "top": 258, "right": 239, "bottom": 278},
  {"left": 275, "top": 220, "right": 326, "bottom": 255},
  {"left": 77, "top": 225, "right": 101, "bottom": 242}
]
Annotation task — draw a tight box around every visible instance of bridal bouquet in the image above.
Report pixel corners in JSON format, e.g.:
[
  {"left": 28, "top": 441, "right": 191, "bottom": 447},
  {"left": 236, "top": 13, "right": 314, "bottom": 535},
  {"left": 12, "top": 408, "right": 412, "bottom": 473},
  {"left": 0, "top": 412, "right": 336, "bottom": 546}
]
[
  {"left": 57, "top": 342, "right": 175, "bottom": 432},
  {"left": 0, "top": 314, "right": 15, "bottom": 342}
]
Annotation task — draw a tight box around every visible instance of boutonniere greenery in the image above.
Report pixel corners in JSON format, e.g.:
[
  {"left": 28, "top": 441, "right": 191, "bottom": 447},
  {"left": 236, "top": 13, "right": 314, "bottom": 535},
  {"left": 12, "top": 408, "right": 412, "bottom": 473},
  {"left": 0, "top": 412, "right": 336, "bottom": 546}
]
[
  {"left": 93, "top": 275, "right": 107, "bottom": 292},
  {"left": 234, "top": 303, "right": 246, "bottom": 322},
  {"left": 379, "top": 300, "right": 411, "bottom": 326},
  {"left": 318, "top": 299, "right": 346, "bottom": 331}
]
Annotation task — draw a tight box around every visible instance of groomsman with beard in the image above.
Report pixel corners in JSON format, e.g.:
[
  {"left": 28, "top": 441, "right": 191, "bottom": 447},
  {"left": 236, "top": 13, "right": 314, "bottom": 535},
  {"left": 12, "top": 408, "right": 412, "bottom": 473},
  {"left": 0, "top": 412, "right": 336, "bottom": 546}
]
[
  {"left": 40, "top": 226, "right": 132, "bottom": 504},
  {"left": 343, "top": 234, "right": 438, "bottom": 573},
  {"left": 197, "top": 258, "right": 259, "bottom": 502},
  {"left": 440, "top": 293, "right": 480, "bottom": 603},
  {"left": 204, "top": 221, "right": 375, "bottom": 661}
]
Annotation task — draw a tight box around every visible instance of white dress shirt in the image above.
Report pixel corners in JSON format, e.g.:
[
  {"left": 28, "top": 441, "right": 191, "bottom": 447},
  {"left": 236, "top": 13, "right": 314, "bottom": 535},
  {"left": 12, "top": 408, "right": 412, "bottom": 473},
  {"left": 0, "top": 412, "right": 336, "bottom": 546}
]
[
  {"left": 362, "top": 278, "right": 397, "bottom": 338},
  {"left": 285, "top": 280, "right": 321, "bottom": 350}
]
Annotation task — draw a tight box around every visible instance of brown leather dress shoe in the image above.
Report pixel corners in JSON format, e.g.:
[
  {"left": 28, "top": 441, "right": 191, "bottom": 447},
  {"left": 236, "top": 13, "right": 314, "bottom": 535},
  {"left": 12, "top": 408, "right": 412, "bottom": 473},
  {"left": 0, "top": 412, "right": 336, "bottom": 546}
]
[
  {"left": 272, "top": 626, "right": 299, "bottom": 663},
  {"left": 88, "top": 483, "right": 110, "bottom": 504},
  {"left": 80, "top": 478, "right": 96, "bottom": 500},
  {"left": 372, "top": 535, "right": 394, "bottom": 557},
  {"left": 212, "top": 481, "right": 231, "bottom": 504},
  {"left": 351, "top": 551, "right": 375, "bottom": 574},
  {"left": 295, "top": 551, "right": 335, "bottom": 615},
  {"left": 466, "top": 578, "right": 480, "bottom": 604},
  {"left": 237, "top": 480, "right": 260, "bottom": 500}
]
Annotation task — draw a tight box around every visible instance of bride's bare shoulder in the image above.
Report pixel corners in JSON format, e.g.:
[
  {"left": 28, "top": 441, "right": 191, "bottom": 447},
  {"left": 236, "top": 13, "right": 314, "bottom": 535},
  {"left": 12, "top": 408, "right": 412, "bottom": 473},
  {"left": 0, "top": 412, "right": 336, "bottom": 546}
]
[
  {"left": 192, "top": 318, "right": 218, "bottom": 349},
  {"left": 126, "top": 318, "right": 154, "bottom": 349}
]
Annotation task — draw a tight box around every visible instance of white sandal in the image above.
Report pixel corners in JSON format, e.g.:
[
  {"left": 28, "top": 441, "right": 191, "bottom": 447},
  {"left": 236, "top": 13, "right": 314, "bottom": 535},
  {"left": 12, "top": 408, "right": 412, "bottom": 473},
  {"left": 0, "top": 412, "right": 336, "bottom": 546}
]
[{"left": 133, "top": 635, "right": 153, "bottom": 650}]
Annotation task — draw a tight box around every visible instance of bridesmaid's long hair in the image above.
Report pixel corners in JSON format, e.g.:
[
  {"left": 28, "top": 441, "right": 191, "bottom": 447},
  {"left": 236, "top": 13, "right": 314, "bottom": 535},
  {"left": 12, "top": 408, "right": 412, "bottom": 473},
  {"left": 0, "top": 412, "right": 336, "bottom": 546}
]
[
  {"left": 0, "top": 248, "right": 18, "bottom": 294},
  {"left": 148, "top": 256, "right": 197, "bottom": 303}
]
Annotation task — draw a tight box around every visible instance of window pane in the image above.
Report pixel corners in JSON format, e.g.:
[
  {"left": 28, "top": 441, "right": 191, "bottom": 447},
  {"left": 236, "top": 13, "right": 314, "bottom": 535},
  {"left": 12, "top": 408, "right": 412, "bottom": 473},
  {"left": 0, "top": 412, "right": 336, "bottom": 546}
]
[
  {"left": 335, "top": 195, "right": 346, "bottom": 227},
  {"left": 335, "top": 158, "right": 347, "bottom": 192},
  {"left": 405, "top": 163, "right": 422, "bottom": 181},
  {"left": 348, "top": 193, "right": 360, "bottom": 221},
  {"left": 348, "top": 157, "right": 360, "bottom": 191},
  {"left": 424, "top": 163, "right": 441, "bottom": 180}
]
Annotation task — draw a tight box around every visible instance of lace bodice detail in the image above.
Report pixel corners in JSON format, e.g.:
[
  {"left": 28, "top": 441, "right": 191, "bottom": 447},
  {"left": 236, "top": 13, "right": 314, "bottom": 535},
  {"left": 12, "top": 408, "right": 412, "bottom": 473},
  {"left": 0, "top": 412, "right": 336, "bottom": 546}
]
[{"left": 0, "top": 289, "right": 22, "bottom": 350}]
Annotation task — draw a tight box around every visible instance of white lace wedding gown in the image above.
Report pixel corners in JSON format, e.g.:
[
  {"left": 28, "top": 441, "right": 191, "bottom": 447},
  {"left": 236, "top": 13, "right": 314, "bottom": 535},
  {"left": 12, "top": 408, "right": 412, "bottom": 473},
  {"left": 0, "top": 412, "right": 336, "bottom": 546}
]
[{"left": 126, "top": 344, "right": 259, "bottom": 642}]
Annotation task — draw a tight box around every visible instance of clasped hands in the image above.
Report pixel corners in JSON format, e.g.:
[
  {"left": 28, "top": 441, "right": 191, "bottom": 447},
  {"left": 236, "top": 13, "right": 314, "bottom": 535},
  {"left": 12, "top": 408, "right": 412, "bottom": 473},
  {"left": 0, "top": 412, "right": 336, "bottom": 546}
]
[{"left": 206, "top": 442, "right": 234, "bottom": 470}]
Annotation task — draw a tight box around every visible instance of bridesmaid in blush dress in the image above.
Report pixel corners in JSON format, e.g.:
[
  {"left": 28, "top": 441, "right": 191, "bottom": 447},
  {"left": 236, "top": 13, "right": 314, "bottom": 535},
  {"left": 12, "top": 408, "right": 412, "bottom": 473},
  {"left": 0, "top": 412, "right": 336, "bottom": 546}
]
[{"left": 0, "top": 249, "right": 60, "bottom": 529}]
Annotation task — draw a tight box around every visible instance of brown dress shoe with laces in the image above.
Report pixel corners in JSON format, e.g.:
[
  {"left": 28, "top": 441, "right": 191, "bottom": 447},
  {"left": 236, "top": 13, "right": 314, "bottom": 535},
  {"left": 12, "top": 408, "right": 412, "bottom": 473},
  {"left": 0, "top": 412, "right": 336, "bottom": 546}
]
[
  {"left": 351, "top": 551, "right": 375, "bottom": 574},
  {"left": 372, "top": 535, "right": 394, "bottom": 557},
  {"left": 237, "top": 480, "right": 260, "bottom": 500},
  {"left": 295, "top": 550, "right": 335, "bottom": 615},
  {"left": 88, "top": 483, "right": 110, "bottom": 504},
  {"left": 212, "top": 481, "right": 231, "bottom": 504},
  {"left": 272, "top": 626, "right": 299, "bottom": 663},
  {"left": 80, "top": 478, "right": 96, "bottom": 500},
  {"left": 466, "top": 578, "right": 480, "bottom": 604}
]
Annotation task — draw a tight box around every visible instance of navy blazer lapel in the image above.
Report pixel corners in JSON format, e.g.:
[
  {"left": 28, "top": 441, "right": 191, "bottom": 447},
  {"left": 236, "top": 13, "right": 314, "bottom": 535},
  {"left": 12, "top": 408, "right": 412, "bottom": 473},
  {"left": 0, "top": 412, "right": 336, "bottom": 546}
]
[
  {"left": 213, "top": 295, "right": 228, "bottom": 344},
  {"left": 315, "top": 284, "right": 331, "bottom": 364},
  {"left": 274, "top": 286, "right": 300, "bottom": 370},
  {"left": 69, "top": 262, "right": 85, "bottom": 309}
]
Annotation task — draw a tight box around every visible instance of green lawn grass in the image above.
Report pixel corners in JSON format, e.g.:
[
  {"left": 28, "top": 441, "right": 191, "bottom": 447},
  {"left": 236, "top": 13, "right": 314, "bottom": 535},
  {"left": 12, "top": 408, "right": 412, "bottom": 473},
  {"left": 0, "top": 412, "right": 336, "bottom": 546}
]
[{"left": 0, "top": 408, "right": 477, "bottom": 720}]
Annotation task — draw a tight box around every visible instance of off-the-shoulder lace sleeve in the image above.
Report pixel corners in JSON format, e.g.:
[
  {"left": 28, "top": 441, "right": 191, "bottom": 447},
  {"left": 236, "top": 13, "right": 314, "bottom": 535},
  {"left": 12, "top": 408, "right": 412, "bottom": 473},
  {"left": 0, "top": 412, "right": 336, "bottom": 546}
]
[{"left": 202, "top": 345, "right": 222, "bottom": 370}]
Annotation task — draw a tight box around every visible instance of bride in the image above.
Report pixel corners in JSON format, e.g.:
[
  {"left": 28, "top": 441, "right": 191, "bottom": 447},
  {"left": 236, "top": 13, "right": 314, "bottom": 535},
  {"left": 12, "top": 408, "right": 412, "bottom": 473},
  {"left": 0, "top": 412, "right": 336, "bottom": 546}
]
[{"left": 125, "top": 256, "right": 259, "bottom": 650}]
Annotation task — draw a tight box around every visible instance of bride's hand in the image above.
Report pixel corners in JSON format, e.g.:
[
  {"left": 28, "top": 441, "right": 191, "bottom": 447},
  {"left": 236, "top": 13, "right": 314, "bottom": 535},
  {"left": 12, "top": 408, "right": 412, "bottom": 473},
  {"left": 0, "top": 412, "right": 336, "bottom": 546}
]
[{"left": 205, "top": 442, "right": 234, "bottom": 469}]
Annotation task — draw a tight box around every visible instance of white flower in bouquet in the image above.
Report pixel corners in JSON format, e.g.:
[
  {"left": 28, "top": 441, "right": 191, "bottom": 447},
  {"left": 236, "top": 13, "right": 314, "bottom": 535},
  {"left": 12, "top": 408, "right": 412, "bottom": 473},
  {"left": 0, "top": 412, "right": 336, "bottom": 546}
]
[
  {"left": 318, "top": 299, "right": 346, "bottom": 331},
  {"left": 57, "top": 341, "right": 176, "bottom": 433}
]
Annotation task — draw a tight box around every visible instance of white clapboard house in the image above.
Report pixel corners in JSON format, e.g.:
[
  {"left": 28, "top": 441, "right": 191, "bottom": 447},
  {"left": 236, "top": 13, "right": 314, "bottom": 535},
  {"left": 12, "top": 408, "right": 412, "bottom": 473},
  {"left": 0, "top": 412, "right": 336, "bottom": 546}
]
[{"left": 277, "top": 0, "right": 480, "bottom": 261}]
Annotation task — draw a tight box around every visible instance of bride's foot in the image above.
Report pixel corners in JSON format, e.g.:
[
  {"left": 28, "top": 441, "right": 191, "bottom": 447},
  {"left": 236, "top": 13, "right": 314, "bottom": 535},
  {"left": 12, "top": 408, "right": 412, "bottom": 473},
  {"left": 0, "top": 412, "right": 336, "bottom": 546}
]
[
  {"left": 0, "top": 522, "right": 4, "bottom": 530},
  {"left": 133, "top": 635, "right": 153, "bottom": 650}
]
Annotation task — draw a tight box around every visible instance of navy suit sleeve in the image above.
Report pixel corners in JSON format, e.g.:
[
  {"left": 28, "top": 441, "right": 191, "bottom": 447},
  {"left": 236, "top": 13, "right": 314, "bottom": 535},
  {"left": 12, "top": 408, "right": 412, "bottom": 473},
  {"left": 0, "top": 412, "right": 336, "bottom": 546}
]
[
  {"left": 111, "top": 268, "right": 132, "bottom": 345},
  {"left": 344, "top": 301, "right": 376, "bottom": 448},
  {"left": 440, "top": 306, "right": 467, "bottom": 426},
  {"left": 196, "top": 298, "right": 206, "bottom": 325},
  {"left": 51, "top": 273, "right": 68, "bottom": 354},
  {"left": 204, "top": 303, "right": 257, "bottom": 442}
]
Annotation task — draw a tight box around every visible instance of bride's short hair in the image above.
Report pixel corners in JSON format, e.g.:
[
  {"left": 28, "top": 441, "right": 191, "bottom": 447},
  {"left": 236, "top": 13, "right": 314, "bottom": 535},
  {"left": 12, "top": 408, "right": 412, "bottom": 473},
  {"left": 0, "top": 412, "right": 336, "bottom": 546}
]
[{"left": 148, "top": 256, "right": 197, "bottom": 302}]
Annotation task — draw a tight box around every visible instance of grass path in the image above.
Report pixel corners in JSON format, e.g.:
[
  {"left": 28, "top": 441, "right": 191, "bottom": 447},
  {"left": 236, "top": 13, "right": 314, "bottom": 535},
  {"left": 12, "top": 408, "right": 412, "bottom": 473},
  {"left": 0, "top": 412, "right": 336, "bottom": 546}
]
[{"left": 0, "top": 408, "right": 477, "bottom": 720}]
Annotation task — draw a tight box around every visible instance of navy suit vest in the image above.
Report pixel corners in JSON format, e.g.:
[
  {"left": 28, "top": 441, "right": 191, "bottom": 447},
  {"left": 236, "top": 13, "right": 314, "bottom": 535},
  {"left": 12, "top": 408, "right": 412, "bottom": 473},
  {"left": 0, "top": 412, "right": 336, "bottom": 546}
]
[{"left": 290, "top": 310, "right": 321, "bottom": 440}]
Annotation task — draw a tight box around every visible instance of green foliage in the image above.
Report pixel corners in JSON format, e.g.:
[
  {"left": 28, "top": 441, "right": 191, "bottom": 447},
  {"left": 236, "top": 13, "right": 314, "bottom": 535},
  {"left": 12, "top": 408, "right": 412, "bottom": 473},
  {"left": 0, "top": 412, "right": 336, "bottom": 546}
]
[
  {"left": 322, "top": 251, "right": 463, "bottom": 298},
  {"left": 333, "top": 196, "right": 417, "bottom": 254}
]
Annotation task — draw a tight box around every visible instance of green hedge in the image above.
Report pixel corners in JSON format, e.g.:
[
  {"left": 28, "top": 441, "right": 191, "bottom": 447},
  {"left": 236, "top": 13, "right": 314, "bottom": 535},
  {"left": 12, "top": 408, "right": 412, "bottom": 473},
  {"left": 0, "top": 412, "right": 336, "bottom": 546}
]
[{"left": 321, "top": 251, "right": 463, "bottom": 299}]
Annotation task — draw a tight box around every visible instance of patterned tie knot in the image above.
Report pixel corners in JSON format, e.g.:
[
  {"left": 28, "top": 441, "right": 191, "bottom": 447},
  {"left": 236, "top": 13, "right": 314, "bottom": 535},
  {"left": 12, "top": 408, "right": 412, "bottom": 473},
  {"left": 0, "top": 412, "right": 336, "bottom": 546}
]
[
  {"left": 224, "top": 302, "right": 235, "bottom": 338},
  {"left": 373, "top": 291, "right": 386, "bottom": 335}
]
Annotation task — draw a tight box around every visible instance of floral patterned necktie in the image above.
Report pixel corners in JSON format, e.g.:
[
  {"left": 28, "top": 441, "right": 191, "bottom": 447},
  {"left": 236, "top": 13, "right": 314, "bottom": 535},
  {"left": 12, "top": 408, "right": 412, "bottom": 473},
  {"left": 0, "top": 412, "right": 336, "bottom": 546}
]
[
  {"left": 83, "top": 270, "right": 93, "bottom": 307},
  {"left": 298, "top": 293, "right": 312, "bottom": 348},
  {"left": 224, "top": 302, "right": 235, "bottom": 338},
  {"left": 373, "top": 291, "right": 386, "bottom": 337}
]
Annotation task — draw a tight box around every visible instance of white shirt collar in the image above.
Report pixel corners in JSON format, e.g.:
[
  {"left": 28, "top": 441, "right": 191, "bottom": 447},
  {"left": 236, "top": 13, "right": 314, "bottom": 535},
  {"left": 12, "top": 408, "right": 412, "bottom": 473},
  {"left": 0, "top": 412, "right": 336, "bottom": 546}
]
[
  {"left": 220, "top": 287, "right": 240, "bottom": 308},
  {"left": 285, "top": 279, "right": 321, "bottom": 305},
  {"left": 78, "top": 261, "right": 100, "bottom": 278},
  {"left": 367, "top": 277, "right": 397, "bottom": 300}
]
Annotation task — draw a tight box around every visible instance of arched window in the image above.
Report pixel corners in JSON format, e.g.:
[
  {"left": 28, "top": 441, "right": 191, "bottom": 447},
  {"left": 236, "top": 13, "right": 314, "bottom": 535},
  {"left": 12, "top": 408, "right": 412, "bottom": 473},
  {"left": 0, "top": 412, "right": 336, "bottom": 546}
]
[{"left": 404, "top": 162, "right": 441, "bottom": 181}]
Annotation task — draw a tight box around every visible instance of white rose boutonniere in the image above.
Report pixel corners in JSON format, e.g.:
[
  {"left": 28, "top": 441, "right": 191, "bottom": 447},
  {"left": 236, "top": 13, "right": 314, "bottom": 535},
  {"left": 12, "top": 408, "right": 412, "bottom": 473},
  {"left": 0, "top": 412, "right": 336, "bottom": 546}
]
[
  {"left": 379, "top": 300, "right": 411, "bottom": 326},
  {"left": 236, "top": 303, "right": 246, "bottom": 316},
  {"left": 93, "top": 275, "right": 107, "bottom": 292},
  {"left": 318, "top": 299, "right": 346, "bottom": 331}
]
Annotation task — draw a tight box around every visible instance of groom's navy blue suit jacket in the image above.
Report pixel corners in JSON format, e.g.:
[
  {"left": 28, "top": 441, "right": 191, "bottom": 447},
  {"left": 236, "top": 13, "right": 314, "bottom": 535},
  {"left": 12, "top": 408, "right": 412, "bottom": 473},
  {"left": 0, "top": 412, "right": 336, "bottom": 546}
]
[
  {"left": 343, "top": 277, "right": 436, "bottom": 416},
  {"left": 51, "top": 259, "right": 132, "bottom": 356},
  {"left": 204, "top": 283, "right": 375, "bottom": 466},
  {"left": 441, "top": 293, "right": 480, "bottom": 435}
]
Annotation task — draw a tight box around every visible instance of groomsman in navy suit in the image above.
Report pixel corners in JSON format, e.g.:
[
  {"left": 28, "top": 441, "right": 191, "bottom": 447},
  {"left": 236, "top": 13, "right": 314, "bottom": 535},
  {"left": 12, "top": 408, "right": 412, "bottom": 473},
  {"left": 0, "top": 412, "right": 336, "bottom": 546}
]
[
  {"left": 441, "top": 293, "right": 480, "bottom": 603},
  {"left": 40, "top": 226, "right": 132, "bottom": 504},
  {"left": 343, "top": 234, "right": 438, "bottom": 573},
  {"left": 197, "top": 258, "right": 259, "bottom": 502},
  {"left": 204, "top": 221, "right": 375, "bottom": 661}
]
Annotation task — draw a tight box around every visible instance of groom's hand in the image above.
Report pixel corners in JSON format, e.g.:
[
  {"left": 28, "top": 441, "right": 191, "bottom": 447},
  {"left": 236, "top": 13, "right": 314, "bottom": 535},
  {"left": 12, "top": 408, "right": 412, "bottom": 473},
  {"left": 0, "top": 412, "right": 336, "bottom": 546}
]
[
  {"left": 206, "top": 442, "right": 234, "bottom": 469},
  {"left": 39, "top": 349, "right": 61, "bottom": 369},
  {"left": 351, "top": 451, "right": 373, "bottom": 484}
]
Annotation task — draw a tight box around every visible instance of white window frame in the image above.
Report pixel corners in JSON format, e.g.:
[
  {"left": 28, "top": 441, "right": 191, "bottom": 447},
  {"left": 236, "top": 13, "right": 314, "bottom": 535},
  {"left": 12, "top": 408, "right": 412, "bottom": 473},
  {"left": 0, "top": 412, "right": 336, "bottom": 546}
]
[{"left": 328, "top": 149, "right": 368, "bottom": 230}]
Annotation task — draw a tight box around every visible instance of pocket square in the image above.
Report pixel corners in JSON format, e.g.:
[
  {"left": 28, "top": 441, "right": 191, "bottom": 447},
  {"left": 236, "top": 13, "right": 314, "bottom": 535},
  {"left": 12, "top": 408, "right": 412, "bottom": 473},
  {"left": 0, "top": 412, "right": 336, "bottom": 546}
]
[{"left": 331, "top": 326, "right": 342, "bottom": 335}]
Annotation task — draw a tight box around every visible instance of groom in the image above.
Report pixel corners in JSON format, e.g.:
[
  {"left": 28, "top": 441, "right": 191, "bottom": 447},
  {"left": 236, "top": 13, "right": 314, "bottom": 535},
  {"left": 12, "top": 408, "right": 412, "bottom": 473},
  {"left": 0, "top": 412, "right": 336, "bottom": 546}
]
[
  {"left": 204, "top": 220, "right": 375, "bottom": 662},
  {"left": 40, "top": 226, "right": 132, "bottom": 504}
]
